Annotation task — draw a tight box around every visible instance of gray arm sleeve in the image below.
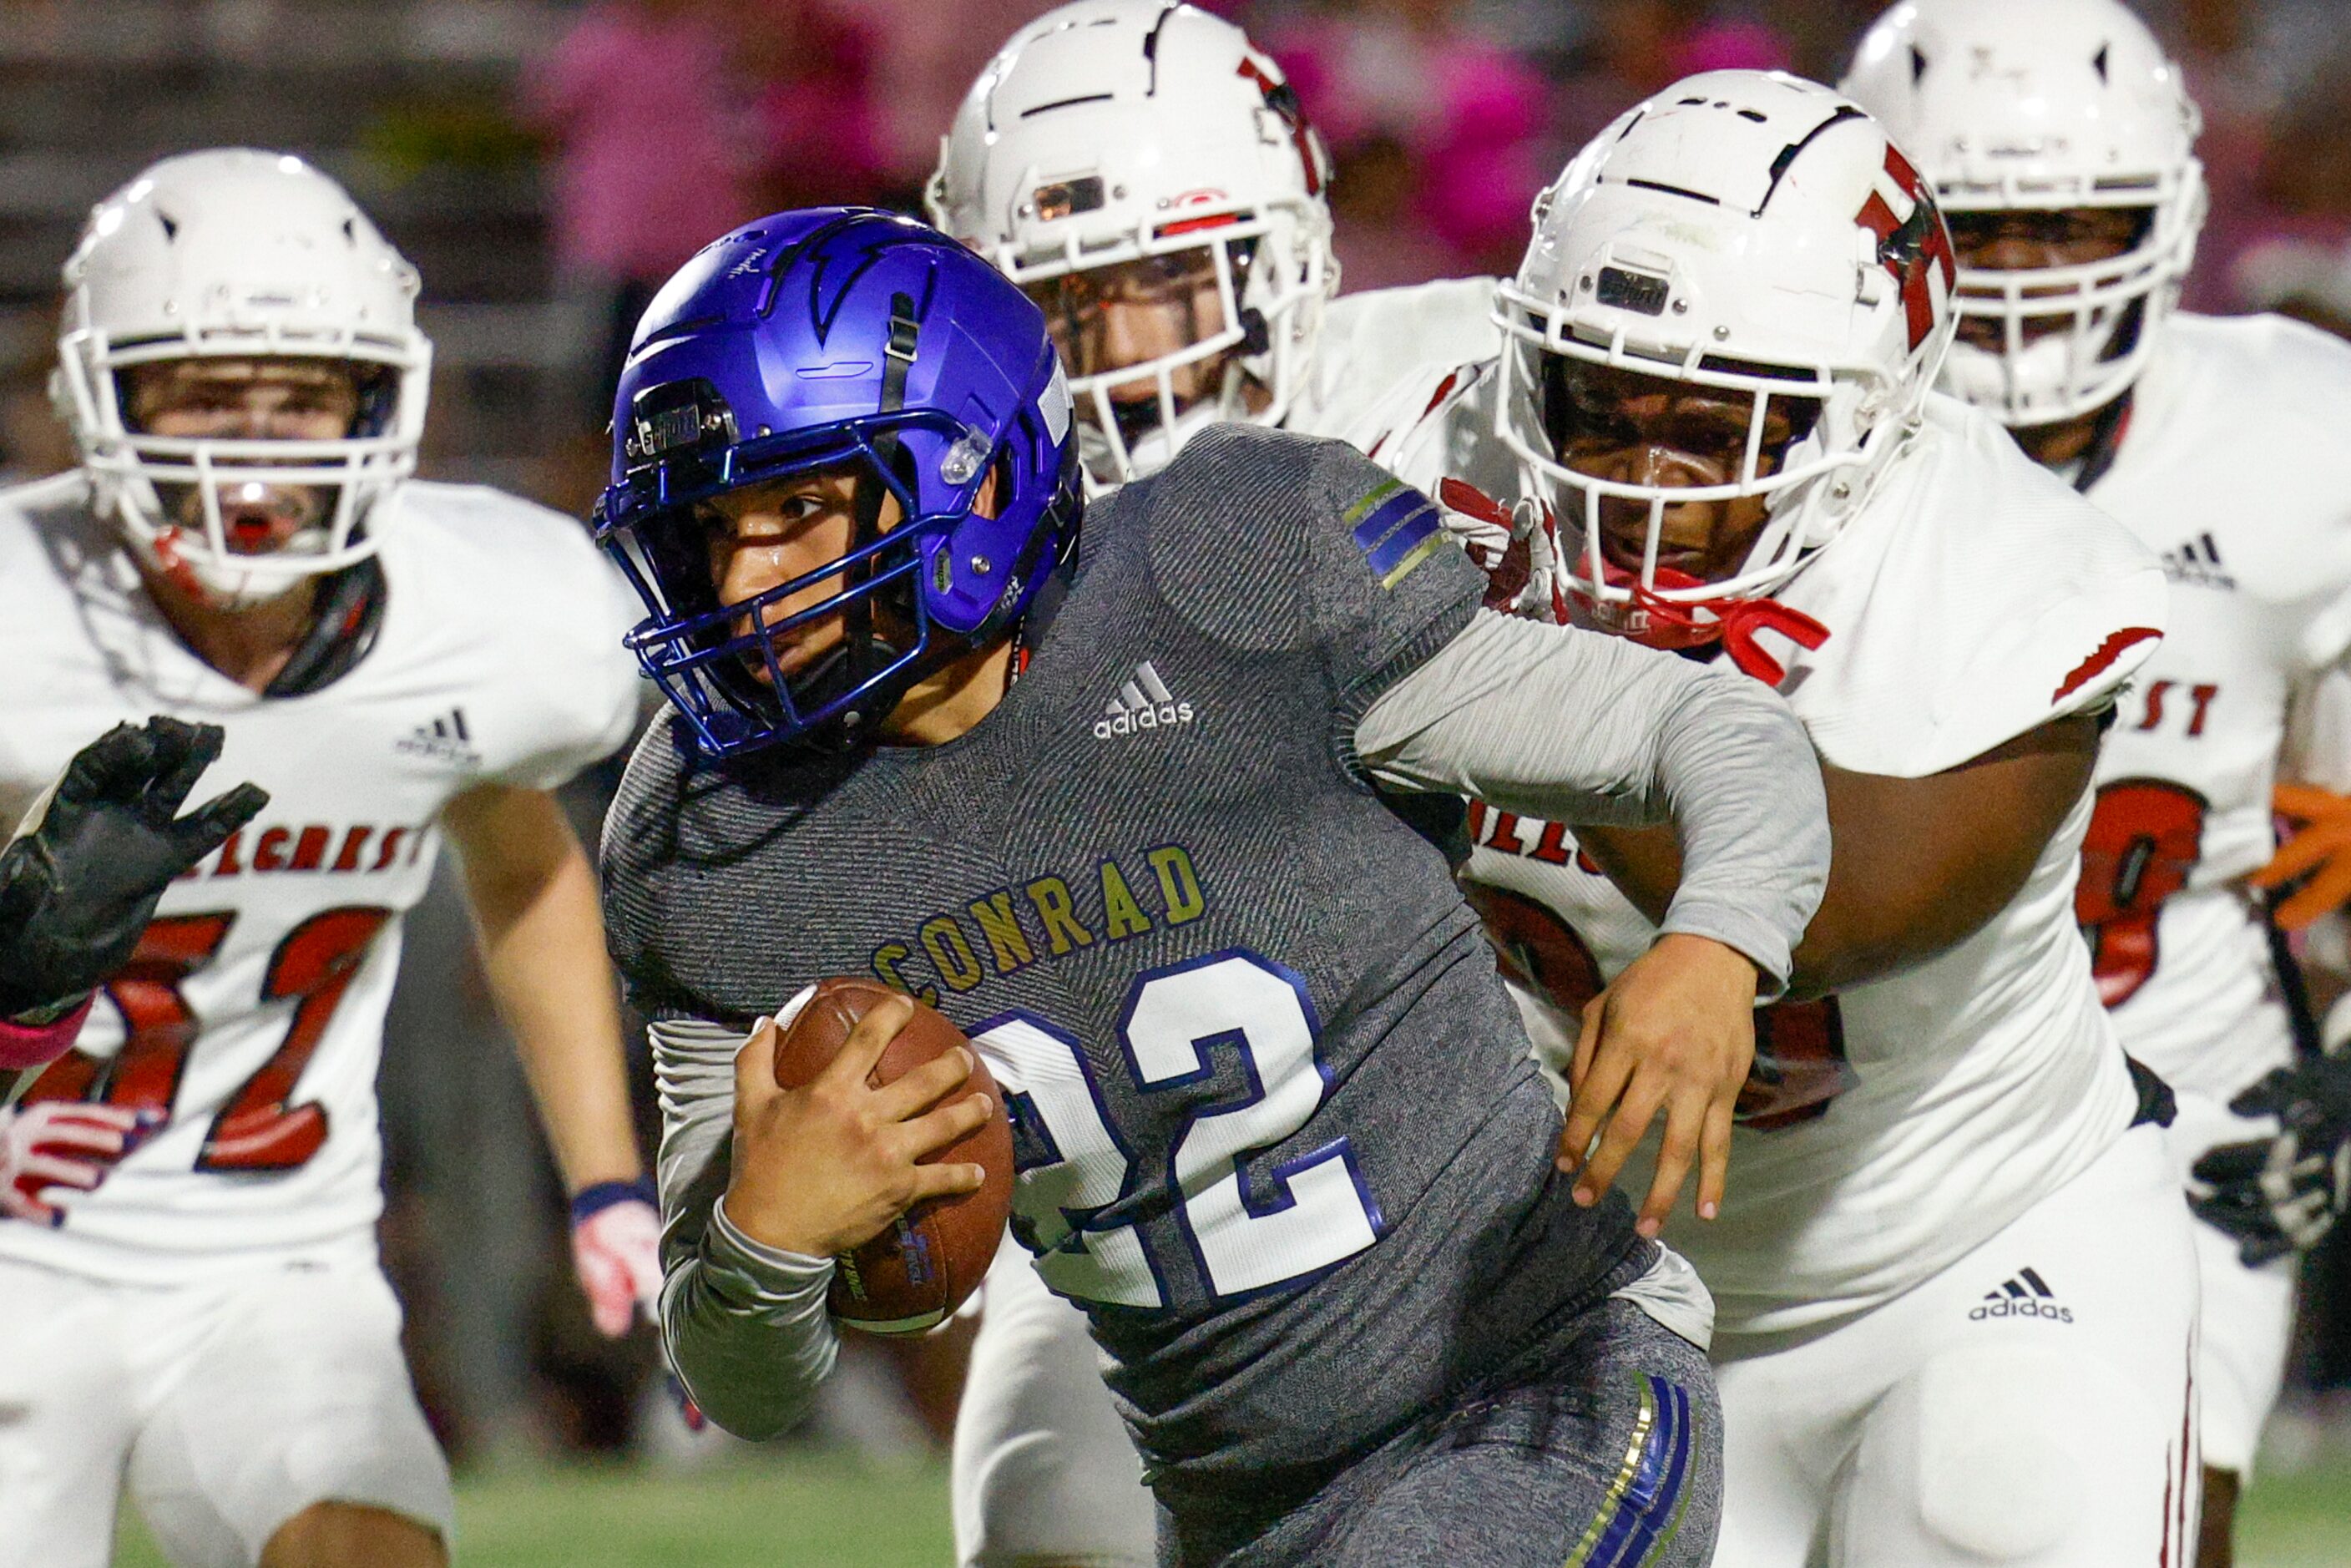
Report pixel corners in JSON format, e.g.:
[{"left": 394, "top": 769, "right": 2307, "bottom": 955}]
[
  {"left": 650, "top": 1011, "right": 838, "bottom": 1439},
  {"left": 1353, "top": 609, "right": 1829, "bottom": 994}
]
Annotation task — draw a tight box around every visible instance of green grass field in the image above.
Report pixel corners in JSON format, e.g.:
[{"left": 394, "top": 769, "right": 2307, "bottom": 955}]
[
  {"left": 111, "top": 1451, "right": 2351, "bottom": 1565},
  {"left": 2231, "top": 1461, "right": 2351, "bottom": 1568},
  {"left": 113, "top": 1456, "right": 956, "bottom": 1568}
]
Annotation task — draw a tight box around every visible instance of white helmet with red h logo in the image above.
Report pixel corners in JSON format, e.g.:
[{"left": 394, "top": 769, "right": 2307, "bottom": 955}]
[
  {"left": 927, "top": 1, "right": 1334, "bottom": 491},
  {"left": 1497, "top": 70, "right": 1955, "bottom": 635},
  {"left": 1841, "top": 0, "right": 2205, "bottom": 427}
]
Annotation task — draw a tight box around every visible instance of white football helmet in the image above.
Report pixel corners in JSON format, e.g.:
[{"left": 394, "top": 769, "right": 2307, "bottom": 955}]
[
  {"left": 1497, "top": 71, "right": 1956, "bottom": 627},
  {"left": 1842, "top": 0, "right": 2205, "bottom": 427},
  {"left": 55, "top": 149, "right": 432, "bottom": 609},
  {"left": 927, "top": 0, "right": 1334, "bottom": 491}
]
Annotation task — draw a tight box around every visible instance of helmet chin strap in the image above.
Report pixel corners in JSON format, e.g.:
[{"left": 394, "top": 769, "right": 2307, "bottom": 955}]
[
  {"left": 784, "top": 631, "right": 908, "bottom": 750},
  {"left": 2066, "top": 390, "right": 2136, "bottom": 495},
  {"left": 1237, "top": 306, "right": 1271, "bottom": 357},
  {"left": 819, "top": 291, "right": 922, "bottom": 744},
  {"left": 265, "top": 558, "right": 387, "bottom": 696},
  {"left": 139, "top": 523, "right": 301, "bottom": 613}
]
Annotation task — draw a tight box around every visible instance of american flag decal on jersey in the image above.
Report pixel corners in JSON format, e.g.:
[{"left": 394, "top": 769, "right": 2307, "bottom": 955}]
[
  {"left": 1855, "top": 144, "right": 1957, "bottom": 352},
  {"left": 1344, "top": 478, "right": 1445, "bottom": 589},
  {"left": 1563, "top": 1373, "right": 1697, "bottom": 1567}
]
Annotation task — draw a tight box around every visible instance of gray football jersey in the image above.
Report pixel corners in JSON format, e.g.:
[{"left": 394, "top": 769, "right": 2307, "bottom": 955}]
[{"left": 603, "top": 424, "right": 1648, "bottom": 1492}]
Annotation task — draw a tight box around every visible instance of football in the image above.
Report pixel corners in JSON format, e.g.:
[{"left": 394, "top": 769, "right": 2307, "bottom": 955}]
[{"left": 770, "top": 977, "right": 1014, "bottom": 1334}]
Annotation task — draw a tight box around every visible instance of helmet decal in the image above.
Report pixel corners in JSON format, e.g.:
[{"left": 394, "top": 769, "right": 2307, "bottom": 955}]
[
  {"left": 1858, "top": 146, "right": 1959, "bottom": 352},
  {"left": 1236, "top": 54, "right": 1323, "bottom": 197}
]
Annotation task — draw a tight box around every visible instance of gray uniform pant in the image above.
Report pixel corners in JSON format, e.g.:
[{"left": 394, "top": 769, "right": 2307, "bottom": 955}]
[{"left": 1161, "top": 1297, "right": 1722, "bottom": 1568}]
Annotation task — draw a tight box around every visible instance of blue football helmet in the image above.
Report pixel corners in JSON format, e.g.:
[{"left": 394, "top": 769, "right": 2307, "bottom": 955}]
[{"left": 594, "top": 208, "right": 1083, "bottom": 757}]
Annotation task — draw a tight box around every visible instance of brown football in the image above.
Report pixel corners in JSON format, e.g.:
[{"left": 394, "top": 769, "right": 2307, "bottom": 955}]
[{"left": 771, "top": 977, "right": 1014, "bottom": 1334}]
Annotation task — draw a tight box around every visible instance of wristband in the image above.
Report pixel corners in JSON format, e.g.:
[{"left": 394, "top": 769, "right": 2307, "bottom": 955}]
[
  {"left": 569, "top": 1176, "right": 658, "bottom": 1226},
  {"left": 0, "top": 995, "right": 93, "bottom": 1070}
]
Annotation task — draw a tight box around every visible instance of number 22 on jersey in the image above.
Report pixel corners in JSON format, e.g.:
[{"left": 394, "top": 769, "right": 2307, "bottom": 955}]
[
  {"left": 20, "top": 907, "right": 392, "bottom": 1171},
  {"left": 974, "top": 950, "right": 1380, "bottom": 1308}
]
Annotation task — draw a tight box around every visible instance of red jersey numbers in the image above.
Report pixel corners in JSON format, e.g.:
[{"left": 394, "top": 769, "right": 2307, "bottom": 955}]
[
  {"left": 205, "top": 907, "right": 392, "bottom": 1170},
  {"left": 22, "top": 906, "right": 392, "bottom": 1172},
  {"left": 21, "top": 913, "right": 233, "bottom": 1110},
  {"left": 1459, "top": 878, "right": 1851, "bottom": 1130},
  {"left": 2075, "top": 780, "right": 2207, "bottom": 1008}
]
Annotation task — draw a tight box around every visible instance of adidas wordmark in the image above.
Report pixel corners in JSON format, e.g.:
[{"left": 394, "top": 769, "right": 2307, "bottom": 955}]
[
  {"left": 1095, "top": 660, "right": 1194, "bottom": 740},
  {"left": 1969, "top": 1265, "right": 2074, "bottom": 1323}
]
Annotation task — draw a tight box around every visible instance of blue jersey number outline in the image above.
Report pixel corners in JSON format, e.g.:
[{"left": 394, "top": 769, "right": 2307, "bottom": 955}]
[{"left": 973, "top": 948, "right": 1382, "bottom": 1306}]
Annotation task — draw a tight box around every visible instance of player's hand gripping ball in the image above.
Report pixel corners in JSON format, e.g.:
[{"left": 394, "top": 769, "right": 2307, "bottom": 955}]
[{"left": 743, "top": 979, "right": 1013, "bottom": 1333}]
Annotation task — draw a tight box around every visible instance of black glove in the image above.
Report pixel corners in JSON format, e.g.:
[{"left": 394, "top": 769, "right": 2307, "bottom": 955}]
[
  {"left": 2190, "top": 1050, "right": 2351, "bottom": 1267},
  {"left": 0, "top": 717, "right": 267, "bottom": 1019}
]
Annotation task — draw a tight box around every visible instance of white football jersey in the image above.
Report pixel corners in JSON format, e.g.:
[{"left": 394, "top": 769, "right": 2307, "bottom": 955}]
[
  {"left": 1288, "top": 276, "right": 1500, "bottom": 442},
  {"left": 0, "top": 476, "right": 641, "bottom": 1282},
  {"left": 2075, "top": 314, "right": 2351, "bottom": 1101},
  {"left": 1357, "top": 369, "right": 2171, "bottom": 1337}
]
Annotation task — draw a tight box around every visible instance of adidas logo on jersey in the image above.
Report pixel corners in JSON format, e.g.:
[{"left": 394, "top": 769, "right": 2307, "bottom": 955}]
[
  {"left": 395, "top": 706, "right": 483, "bottom": 768},
  {"left": 1969, "top": 1266, "right": 2073, "bottom": 1323},
  {"left": 1094, "top": 661, "right": 1194, "bottom": 740},
  {"left": 2160, "top": 533, "right": 2236, "bottom": 591}
]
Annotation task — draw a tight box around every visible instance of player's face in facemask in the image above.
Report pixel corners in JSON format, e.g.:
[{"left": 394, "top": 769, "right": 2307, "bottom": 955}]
[
  {"left": 704, "top": 468, "right": 880, "bottom": 687},
  {"left": 1944, "top": 207, "right": 2150, "bottom": 353},
  {"left": 1544, "top": 360, "right": 1818, "bottom": 586},
  {"left": 1024, "top": 246, "right": 1267, "bottom": 435},
  {"left": 702, "top": 467, "right": 1003, "bottom": 689},
  {"left": 122, "top": 357, "right": 367, "bottom": 555}
]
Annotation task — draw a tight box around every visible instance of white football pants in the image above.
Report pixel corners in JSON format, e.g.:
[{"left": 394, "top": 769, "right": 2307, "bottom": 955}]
[
  {"left": 953, "top": 1238, "right": 1157, "bottom": 1568},
  {"left": 1710, "top": 1123, "right": 2201, "bottom": 1568},
  {"left": 0, "top": 1246, "right": 453, "bottom": 1568}
]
